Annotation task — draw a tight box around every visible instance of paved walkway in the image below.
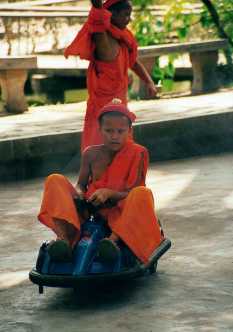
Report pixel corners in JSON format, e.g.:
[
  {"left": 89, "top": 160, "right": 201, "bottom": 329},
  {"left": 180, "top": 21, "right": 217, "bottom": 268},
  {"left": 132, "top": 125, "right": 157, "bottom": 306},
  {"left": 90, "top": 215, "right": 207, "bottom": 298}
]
[
  {"left": 0, "top": 153, "right": 232, "bottom": 331},
  {"left": 0, "top": 89, "right": 232, "bottom": 141}
]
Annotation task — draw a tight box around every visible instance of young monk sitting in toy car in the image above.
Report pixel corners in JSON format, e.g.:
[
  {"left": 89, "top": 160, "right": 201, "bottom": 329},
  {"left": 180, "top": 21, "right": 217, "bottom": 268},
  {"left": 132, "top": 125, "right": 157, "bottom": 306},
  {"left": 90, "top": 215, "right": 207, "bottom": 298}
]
[{"left": 38, "top": 99, "right": 163, "bottom": 264}]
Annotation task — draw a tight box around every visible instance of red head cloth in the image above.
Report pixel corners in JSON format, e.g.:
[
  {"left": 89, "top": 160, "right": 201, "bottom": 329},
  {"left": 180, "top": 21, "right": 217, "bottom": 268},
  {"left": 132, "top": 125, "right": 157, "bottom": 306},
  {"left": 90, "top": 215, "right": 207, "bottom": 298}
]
[
  {"left": 103, "top": 0, "right": 123, "bottom": 9},
  {"left": 98, "top": 98, "right": 136, "bottom": 122}
]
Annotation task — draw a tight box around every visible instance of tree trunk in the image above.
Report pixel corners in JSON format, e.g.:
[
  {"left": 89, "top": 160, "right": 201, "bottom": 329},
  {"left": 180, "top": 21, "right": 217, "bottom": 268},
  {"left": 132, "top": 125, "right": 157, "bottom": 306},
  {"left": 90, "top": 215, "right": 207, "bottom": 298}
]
[{"left": 201, "top": 0, "right": 233, "bottom": 65}]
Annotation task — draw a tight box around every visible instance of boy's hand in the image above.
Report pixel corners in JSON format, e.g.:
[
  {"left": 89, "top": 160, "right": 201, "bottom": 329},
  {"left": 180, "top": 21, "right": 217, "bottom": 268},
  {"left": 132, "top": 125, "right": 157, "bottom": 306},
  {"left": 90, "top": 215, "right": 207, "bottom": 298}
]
[
  {"left": 73, "top": 185, "right": 85, "bottom": 200},
  {"left": 91, "top": 0, "right": 102, "bottom": 8},
  {"left": 146, "top": 81, "right": 157, "bottom": 98},
  {"left": 88, "top": 188, "right": 114, "bottom": 206}
]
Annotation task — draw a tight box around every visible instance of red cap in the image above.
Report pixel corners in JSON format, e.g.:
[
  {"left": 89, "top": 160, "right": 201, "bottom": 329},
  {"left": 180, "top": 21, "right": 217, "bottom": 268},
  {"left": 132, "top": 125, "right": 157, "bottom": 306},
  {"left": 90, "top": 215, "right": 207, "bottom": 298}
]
[
  {"left": 103, "top": 0, "right": 122, "bottom": 9},
  {"left": 98, "top": 98, "right": 136, "bottom": 122}
]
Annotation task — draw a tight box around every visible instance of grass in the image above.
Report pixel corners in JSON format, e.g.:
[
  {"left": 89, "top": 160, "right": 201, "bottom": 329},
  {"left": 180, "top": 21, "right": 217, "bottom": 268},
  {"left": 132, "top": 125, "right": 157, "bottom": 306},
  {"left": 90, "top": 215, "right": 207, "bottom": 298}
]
[
  {"left": 26, "top": 89, "right": 88, "bottom": 107},
  {"left": 65, "top": 89, "right": 88, "bottom": 103}
]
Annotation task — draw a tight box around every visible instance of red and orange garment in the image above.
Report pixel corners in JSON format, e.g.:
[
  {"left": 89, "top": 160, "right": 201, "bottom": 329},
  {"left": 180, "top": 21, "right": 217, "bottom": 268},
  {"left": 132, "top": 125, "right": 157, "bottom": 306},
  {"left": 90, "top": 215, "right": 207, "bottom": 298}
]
[
  {"left": 64, "top": 2, "right": 138, "bottom": 151},
  {"left": 38, "top": 141, "right": 163, "bottom": 264}
]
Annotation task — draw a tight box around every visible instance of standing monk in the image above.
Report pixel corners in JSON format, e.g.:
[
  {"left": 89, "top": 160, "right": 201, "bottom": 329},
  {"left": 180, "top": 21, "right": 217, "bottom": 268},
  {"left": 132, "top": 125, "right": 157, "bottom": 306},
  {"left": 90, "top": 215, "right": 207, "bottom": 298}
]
[{"left": 64, "top": 0, "right": 157, "bottom": 152}]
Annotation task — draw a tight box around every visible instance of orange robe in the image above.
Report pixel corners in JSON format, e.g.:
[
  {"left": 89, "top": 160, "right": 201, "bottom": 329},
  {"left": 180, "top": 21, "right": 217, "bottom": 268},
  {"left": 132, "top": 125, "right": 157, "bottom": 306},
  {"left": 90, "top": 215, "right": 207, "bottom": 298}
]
[
  {"left": 38, "top": 142, "right": 163, "bottom": 264},
  {"left": 64, "top": 7, "right": 138, "bottom": 151}
]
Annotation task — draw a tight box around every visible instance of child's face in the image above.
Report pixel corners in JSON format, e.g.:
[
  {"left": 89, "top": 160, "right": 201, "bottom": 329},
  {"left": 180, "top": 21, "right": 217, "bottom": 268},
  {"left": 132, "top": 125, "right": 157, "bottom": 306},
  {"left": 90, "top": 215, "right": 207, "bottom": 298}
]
[
  {"left": 111, "top": 7, "right": 132, "bottom": 30},
  {"left": 100, "top": 115, "right": 131, "bottom": 151}
]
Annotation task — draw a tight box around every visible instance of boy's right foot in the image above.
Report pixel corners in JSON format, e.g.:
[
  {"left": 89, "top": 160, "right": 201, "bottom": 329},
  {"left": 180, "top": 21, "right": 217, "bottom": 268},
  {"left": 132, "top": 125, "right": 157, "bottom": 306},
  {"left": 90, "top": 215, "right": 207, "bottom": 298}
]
[{"left": 47, "top": 239, "right": 73, "bottom": 262}]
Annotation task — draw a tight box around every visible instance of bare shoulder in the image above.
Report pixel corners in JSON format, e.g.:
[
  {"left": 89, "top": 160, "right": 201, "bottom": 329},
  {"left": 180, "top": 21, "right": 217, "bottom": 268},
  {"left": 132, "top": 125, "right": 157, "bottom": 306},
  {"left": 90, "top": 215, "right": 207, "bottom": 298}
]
[
  {"left": 93, "top": 32, "right": 119, "bottom": 62},
  {"left": 82, "top": 145, "right": 104, "bottom": 161}
]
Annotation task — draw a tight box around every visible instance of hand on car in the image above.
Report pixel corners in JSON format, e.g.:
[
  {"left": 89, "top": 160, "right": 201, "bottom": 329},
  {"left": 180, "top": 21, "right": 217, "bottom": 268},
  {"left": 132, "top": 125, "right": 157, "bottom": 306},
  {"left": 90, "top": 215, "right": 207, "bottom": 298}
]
[
  {"left": 88, "top": 188, "right": 114, "bottom": 206},
  {"left": 73, "top": 185, "right": 85, "bottom": 200}
]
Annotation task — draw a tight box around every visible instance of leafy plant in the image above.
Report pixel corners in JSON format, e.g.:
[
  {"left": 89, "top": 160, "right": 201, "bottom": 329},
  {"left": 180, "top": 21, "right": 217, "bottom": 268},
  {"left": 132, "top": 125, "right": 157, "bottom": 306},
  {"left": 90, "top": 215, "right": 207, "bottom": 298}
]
[
  {"left": 131, "top": 0, "right": 196, "bottom": 86},
  {"left": 131, "top": 0, "right": 233, "bottom": 88}
]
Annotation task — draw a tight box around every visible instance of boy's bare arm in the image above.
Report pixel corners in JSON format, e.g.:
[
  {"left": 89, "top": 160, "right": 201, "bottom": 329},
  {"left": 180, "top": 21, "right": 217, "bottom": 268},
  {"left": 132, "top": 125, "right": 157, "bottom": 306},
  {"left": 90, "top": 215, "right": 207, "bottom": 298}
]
[
  {"left": 91, "top": 0, "right": 119, "bottom": 61},
  {"left": 75, "top": 150, "right": 91, "bottom": 198},
  {"left": 131, "top": 59, "right": 157, "bottom": 97}
]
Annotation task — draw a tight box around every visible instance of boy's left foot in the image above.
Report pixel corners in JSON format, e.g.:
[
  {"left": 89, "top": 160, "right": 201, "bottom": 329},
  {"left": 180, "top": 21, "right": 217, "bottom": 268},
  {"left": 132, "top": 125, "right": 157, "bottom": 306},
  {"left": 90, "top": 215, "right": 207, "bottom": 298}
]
[{"left": 97, "top": 238, "right": 120, "bottom": 264}]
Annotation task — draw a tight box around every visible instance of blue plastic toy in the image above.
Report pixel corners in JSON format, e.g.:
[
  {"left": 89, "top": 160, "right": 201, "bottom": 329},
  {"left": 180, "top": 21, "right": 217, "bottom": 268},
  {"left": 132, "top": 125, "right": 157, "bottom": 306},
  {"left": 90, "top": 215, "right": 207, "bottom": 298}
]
[{"left": 29, "top": 213, "right": 171, "bottom": 294}]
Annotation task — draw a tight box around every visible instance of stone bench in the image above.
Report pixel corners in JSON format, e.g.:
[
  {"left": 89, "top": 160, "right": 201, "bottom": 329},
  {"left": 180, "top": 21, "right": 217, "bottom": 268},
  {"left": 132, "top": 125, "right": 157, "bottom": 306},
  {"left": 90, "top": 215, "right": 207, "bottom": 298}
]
[
  {"left": 34, "top": 39, "right": 228, "bottom": 101},
  {"left": 0, "top": 56, "right": 37, "bottom": 113},
  {"left": 0, "top": 55, "right": 87, "bottom": 111},
  {"left": 0, "top": 39, "right": 228, "bottom": 113},
  {"left": 31, "top": 55, "right": 88, "bottom": 103},
  {"left": 137, "top": 39, "right": 229, "bottom": 98}
]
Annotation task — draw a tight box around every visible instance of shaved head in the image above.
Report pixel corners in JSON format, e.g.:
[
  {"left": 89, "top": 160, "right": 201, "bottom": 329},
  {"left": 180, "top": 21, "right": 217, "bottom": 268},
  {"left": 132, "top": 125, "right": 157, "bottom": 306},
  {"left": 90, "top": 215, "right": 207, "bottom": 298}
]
[{"left": 108, "top": 0, "right": 132, "bottom": 13}]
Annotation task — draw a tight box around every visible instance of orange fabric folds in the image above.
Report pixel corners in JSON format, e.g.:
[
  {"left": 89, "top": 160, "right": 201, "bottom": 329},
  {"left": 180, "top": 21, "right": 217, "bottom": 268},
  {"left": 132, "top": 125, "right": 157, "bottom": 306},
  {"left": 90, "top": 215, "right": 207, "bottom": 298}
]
[
  {"left": 109, "top": 186, "right": 163, "bottom": 264},
  {"left": 64, "top": 7, "right": 138, "bottom": 151},
  {"left": 85, "top": 141, "right": 164, "bottom": 264},
  {"left": 85, "top": 141, "right": 148, "bottom": 197},
  {"left": 38, "top": 174, "right": 81, "bottom": 237},
  {"left": 38, "top": 142, "right": 164, "bottom": 264}
]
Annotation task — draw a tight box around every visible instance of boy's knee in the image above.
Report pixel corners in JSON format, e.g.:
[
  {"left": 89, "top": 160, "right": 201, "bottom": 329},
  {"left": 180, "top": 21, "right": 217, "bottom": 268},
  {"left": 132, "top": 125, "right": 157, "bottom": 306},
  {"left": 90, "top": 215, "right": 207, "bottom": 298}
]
[
  {"left": 130, "top": 186, "right": 152, "bottom": 197},
  {"left": 45, "top": 173, "right": 65, "bottom": 186}
]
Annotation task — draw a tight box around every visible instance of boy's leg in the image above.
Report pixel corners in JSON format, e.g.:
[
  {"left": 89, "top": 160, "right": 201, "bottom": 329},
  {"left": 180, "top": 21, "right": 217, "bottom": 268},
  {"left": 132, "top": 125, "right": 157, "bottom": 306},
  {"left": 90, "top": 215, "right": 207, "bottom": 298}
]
[
  {"left": 38, "top": 173, "right": 82, "bottom": 246},
  {"left": 53, "top": 218, "right": 79, "bottom": 246},
  {"left": 110, "top": 186, "right": 164, "bottom": 264}
]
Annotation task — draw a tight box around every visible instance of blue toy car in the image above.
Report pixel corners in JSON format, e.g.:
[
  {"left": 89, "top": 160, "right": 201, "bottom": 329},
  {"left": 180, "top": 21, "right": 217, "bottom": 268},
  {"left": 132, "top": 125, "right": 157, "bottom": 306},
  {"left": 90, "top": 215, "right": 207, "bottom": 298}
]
[{"left": 29, "top": 213, "right": 171, "bottom": 294}]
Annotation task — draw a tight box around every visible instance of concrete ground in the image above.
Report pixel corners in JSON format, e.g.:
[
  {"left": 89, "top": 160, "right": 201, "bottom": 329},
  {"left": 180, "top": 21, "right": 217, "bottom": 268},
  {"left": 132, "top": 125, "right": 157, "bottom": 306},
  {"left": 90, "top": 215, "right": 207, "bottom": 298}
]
[{"left": 0, "top": 152, "right": 232, "bottom": 332}]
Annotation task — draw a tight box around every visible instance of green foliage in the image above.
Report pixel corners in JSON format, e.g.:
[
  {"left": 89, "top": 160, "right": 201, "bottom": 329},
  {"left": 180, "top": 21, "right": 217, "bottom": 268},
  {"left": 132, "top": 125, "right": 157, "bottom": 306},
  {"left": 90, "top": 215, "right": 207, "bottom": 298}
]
[
  {"left": 200, "top": 0, "right": 233, "bottom": 71},
  {"left": 163, "top": 2, "right": 196, "bottom": 41},
  {"left": 133, "top": 0, "right": 154, "bottom": 8},
  {"left": 132, "top": 0, "right": 182, "bottom": 85},
  {"left": 151, "top": 55, "right": 176, "bottom": 84},
  {"left": 200, "top": 0, "right": 233, "bottom": 43},
  {"left": 132, "top": 12, "right": 162, "bottom": 46},
  {"left": 200, "top": 9, "right": 213, "bottom": 28},
  {"left": 132, "top": 0, "right": 233, "bottom": 88}
]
